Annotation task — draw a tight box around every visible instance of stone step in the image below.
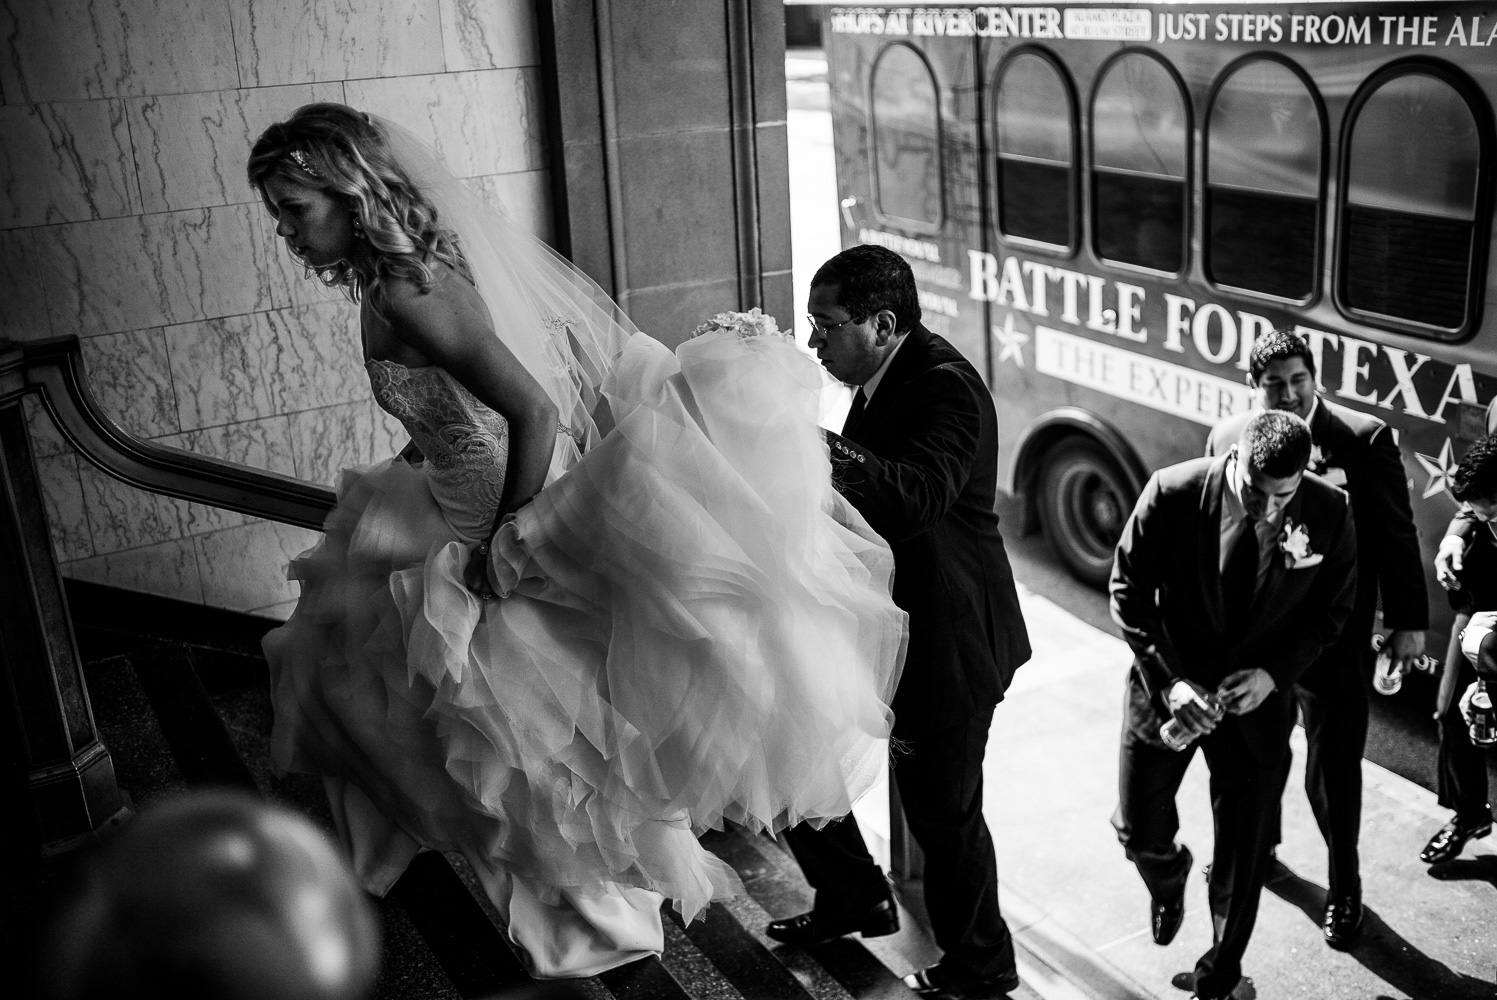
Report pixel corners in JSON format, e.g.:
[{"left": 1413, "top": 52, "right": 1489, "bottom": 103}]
[{"left": 66, "top": 638, "right": 920, "bottom": 1000}]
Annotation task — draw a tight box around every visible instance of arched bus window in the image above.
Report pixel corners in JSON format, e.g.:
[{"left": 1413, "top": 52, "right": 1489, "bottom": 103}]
[
  {"left": 870, "top": 43, "right": 944, "bottom": 230},
  {"left": 993, "top": 50, "right": 1076, "bottom": 251},
  {"left": 1091, "top": 52, "right": 1189, "bottom": 273},
  {"left": 1206, "top": 58, "right": 1323, "bottom": 301},
  {"left": 1339, "top": 64, "right": 1491, "bottom": 337}
]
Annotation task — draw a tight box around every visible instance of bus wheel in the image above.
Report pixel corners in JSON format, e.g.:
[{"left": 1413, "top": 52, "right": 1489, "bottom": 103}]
[{"left": 1037, "top": 439, "right": 1134, "bottom": 590}]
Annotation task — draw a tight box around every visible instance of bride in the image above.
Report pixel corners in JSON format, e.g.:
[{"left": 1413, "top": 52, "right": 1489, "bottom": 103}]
[{"left": 248, "top": 104, "right": 906, "bottom": 978}]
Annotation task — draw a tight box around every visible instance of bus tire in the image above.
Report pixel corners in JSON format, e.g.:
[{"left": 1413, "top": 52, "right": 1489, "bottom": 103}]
[{"left": 1037, "top": 438, "right": 1135, "bottom": 590}]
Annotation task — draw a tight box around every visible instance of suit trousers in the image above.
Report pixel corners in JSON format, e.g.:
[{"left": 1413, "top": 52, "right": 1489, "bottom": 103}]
[
  {"left": 1269, "top": 605, "right": 1374, "bottom": 898},
  {"left": 1436, "top": 619, "right": 1494, "bottom": 825},
  {"left": 1113, "top": 711, "right": 1290, "bottom": 999},
  {"left": 1287, "top": 617, "right": 1373, "bottom": 897},
  {"left": 783, "top": 708, "right": 1016, "bottom": 981}
]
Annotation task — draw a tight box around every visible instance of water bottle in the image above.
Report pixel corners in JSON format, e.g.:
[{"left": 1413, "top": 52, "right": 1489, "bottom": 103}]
[
  {"left": 1470, "top": 680, "right": 1496, "bottom": 748},
  {"left": 1160, "top": 692, "right": 1224, "bottom": 752},
  {"left": 1370, "top": 634, "right": 1436, "bottom": 696},
  {"left": 1372, "top": 646, "right": 1405, "bottom": 695}
]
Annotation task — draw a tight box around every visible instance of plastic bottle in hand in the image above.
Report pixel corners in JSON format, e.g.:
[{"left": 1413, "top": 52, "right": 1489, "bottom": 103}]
[
  {"left": 1160, "top": 692, "right": 1225, "bottom": 751},
  {"left": 1470, "top": 680, "right": 1496, "bottom": 748},
  {"left": 1372, "top": 645, "right": 1405, "bottom": 695},
  {"left": 1370, "top": 634, "right": 1435, "bottom": 696}
]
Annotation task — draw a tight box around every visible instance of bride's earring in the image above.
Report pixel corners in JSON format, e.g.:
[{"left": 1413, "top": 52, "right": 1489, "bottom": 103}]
[{"left": 351, "top": 215, "right": 366, "bottom": 240}]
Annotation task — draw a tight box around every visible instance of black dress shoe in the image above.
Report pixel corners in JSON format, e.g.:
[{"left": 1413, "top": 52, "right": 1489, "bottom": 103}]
[
  {"left": 1420, "top": 815, "right": 1493, "bottom": 864},
  {"left": 1322, "top": 894, "right": 1363, "bottom": 950},
  {"left": 1181, "top": 973, "right": 1256, "bottom": 1000},
  {"left": 1153, "top": 847, "right": 1190, "bottom": 945},
  {"left": 1191, "top": 976, "right": 1256, "bottom": 1000},
  {"left": 1153, "top": 891, "right": 1186, "bottom": 946},
  {"left": 903, "top": 964, "right": 1022, "bottom": 999},
  {"left": 764, "top": 896, "right": 898, "bottom": 946}
]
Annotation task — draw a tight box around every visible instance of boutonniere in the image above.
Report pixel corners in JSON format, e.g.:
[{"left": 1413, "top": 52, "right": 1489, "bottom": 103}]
[{"left": 1280, "top": 517, "right": 1322, "bottom": 569}]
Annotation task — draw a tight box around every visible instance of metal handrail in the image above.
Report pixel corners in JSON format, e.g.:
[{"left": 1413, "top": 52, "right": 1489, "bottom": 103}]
[{"left": 5, "top": 336, "right": 336, "bottom": 530}]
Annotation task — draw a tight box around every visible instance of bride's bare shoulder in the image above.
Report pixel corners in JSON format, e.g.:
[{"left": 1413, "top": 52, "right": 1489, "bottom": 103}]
[
  {"left": 382, "top": 262, "right": 485, "bottom": 314},
  {"left": 376, "top": 262, "right": 493, "bottom": 357}
]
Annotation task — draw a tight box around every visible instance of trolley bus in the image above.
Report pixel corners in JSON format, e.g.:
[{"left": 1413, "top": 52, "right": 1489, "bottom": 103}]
[{"left": 824, "top": 0, "right": 1497, "bottom": 655}]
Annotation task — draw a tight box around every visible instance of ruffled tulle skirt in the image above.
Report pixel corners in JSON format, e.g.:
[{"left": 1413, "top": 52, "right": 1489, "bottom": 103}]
[{"left": 263, "top": 331, "right": 907, "bottom": 976}]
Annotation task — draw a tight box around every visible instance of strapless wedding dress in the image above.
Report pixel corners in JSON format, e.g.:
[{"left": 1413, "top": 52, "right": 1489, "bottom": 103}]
[{"left": 263, "top": 329, "right": 906, "bottom": 977}]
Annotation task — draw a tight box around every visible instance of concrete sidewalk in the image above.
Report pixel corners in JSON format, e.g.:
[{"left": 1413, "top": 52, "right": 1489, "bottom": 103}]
[{"left": 971, "top": 586, "right": 1496, "bottom": 1000}]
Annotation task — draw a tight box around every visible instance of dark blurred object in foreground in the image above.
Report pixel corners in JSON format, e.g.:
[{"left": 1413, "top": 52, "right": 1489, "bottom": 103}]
[{"left": 35, "top": 789, "right": 380, "bottom": 1000}]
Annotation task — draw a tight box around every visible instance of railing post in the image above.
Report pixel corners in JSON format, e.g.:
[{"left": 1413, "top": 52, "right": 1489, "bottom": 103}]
[{"left": 0, "top": 342, "right": 127, "bottom": 853}]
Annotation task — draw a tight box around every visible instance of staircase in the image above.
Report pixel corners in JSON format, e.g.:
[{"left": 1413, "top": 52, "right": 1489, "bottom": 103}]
[
  {"left": 3, "top": 338, "right": 1136, "bottom": 1000},
  {"left": 8, "top": 581, "right": 1069, "bottom": 1000}
]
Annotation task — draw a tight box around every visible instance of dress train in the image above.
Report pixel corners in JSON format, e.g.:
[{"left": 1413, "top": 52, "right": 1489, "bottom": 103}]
[{"left": 264, "top": 330, "right": 906, "bottom": 976}]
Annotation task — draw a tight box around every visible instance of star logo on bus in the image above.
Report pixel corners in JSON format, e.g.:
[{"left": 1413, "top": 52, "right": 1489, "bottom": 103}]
[
  {"left": 992, "top": 312, "right": 1029, "bottom": 368},
  {"left": 1416, "top": 438, "right": 1458, "bottom": 500}
]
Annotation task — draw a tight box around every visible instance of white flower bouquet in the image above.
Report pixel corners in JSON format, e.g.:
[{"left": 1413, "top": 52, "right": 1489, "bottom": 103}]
[{"left": 691, "top": 307, "right": 789, "bottom": 342}]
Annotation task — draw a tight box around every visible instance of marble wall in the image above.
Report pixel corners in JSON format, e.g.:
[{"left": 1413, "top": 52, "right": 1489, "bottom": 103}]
[{"left": 4, "top": 0, "right": 550, "bottom": 618}]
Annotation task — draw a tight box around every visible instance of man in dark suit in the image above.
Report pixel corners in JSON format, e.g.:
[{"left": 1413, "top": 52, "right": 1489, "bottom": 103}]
[
  {"left": 1112, "top": 409, "right": 1356, "bottom": 1000},
  {"left": 765, "top": 245, "right": 1032, "bottom": 1000},
  {"left": 1426, "top": 435, "right": 1497, "bottom": 862},
  {"left": 1205, "top": 329, "right": 1427, "bottom": 948}
]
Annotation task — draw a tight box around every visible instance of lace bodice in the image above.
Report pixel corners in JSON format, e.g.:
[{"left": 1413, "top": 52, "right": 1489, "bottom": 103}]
[{"left": 367, "top": 359, "right": 508, "bottom": 539}]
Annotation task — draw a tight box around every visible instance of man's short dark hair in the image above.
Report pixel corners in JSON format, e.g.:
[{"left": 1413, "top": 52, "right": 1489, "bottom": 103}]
[
  {"left": 1242, "top": 409, "right": 1312, "bottom": 479},
  {"left": 810, "top": 244, "right": 921, "bottom": 333},
  {"left": 1452, "top": 434, "right": 1497, "bottom": 503},
  {"left": 1249, "top": 328, "right": 1316, "bottom": 384}
]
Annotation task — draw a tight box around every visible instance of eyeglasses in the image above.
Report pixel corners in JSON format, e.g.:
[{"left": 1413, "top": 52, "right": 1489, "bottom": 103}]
[{"left": 806, "top": 314, "right": 864, "bottom": 335}]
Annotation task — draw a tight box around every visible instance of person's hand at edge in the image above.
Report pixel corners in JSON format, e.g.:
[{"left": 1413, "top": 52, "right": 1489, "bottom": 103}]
[
  {"left": 1435, "top": 534, "right": 1466, "bottom": 592},
  {"left": 1388, "top": 629, "right": 1427, "bottom": 674},
  {"left": 1218, "top": 667, "right": 1276, "bottom": 716},
  {"left": 1167, "top": 679, "right": 1223, "bottom": 735}
]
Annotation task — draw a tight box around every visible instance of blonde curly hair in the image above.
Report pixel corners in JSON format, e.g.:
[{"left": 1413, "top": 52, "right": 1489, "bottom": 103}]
[{"left": 247, "top": 103, "right": 472, "bottom": 308}]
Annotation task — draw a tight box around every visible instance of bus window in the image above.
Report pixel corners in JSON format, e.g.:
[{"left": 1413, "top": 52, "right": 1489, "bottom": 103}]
[
  {"left": 1206, "top": 59, "right": 1322, "bottom": 301},
  {"left": 871, "top": 43, "right": 943, "bottom": 229},
  {"left": 1341, "top": 68, "right": 1487, "bottom": 336},
  {"left": 1091, "top": 53, "right": 1189, "bottom": 273},
  {"left": 994, "top": 51, "right": 1075, "bottom": 250}
]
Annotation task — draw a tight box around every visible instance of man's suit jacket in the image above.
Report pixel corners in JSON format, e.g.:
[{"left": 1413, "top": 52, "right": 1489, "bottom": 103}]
[
  {"left": 1206, "top": 399, "right": 1427, "bottom": 674},
  {"left": 825, "top": 323, "right": 1031, "bottom": 732},
  {"left": 1110, "top": 455, "right": 1357, "bottom": 758}
]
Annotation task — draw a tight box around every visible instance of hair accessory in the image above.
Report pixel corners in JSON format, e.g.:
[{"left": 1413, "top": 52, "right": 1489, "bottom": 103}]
[{"left": 287, "top": 149, "right": 323, "bottom": 179}]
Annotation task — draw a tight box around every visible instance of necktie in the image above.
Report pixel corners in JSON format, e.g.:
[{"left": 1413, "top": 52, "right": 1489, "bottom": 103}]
[
  {"left": 1222, "top": 515, "right": 1259, "bottom": 637},
  {"left": 842, "top": 388, "right": 868, "bottom": 436}
]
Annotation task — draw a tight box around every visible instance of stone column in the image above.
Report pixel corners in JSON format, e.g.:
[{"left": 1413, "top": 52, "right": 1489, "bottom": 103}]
[{"left": 536, "top": 0, "right": 793, "bottom": 345}]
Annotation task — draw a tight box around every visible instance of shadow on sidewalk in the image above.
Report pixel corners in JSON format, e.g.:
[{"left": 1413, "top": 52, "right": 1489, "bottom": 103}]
[
  {"left": 1426, "top": 853, "right": 1497, "bottom": 888},
  {"left": 1265, "top": 866, "right": 1497, "bottom": 1000}
]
